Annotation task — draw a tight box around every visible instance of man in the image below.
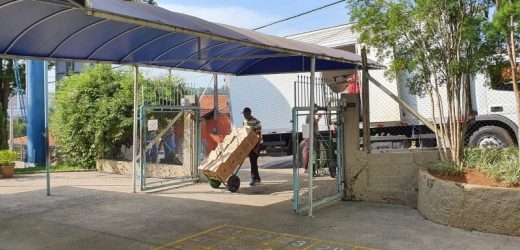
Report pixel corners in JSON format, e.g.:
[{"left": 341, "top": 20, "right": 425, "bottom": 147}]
[{"left": 242, "top": 107, "right": 262, "bottom": 186}]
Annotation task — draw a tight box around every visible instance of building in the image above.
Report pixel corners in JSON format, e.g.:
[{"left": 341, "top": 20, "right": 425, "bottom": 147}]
[{"left": 199, "top": 95, "right": 232, "bottom": 156}]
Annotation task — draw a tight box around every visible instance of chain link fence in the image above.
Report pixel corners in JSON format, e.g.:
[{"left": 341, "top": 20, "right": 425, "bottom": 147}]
[
  {"left": 365, "top": 67, "right": 519, "bottom": 152},
  {"left": 139, "top": 80, "right": 200, "bottom": 191},
  {"left": 292, "top": 76, "right": 343, "bottom": 214}
]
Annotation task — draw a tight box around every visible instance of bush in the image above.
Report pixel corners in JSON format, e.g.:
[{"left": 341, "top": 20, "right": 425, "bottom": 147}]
[
  {"left": 464, "top": 147, "right": 520, "bottom": 187},
  {"left": 0, "top": 150, "right": 20, "bottom": 166},
  {"left": 50, "top": 65, "right": 136, "bottom": 168}
]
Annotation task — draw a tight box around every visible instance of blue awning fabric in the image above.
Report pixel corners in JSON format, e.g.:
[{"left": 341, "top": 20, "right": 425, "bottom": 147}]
[{"left": 0, "top": 0, "right": 379, "bottom": 75}]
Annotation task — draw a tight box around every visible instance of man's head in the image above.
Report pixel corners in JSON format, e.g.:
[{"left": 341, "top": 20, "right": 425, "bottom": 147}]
[{"left": 242, "top": 107, "right": 252, "bottom": 120}]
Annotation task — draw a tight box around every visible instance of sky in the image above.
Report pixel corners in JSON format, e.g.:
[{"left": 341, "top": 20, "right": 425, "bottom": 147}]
[{"left": 139, "top": 0, "right": 352, "bottom": 87}]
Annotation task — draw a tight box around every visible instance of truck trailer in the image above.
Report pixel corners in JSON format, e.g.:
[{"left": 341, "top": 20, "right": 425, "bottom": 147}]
[{"left": 228, "top": 24, "right": 518, "bottom": 154}]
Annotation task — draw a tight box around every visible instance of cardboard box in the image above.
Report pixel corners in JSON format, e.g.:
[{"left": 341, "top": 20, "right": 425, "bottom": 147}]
[{"left": 198, "top": 127, "right": 259, "bottom": 181}]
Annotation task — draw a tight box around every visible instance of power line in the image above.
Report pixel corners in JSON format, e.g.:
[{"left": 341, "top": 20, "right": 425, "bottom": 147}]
[{"left": 253, "top": 0, "right": 345, "bottom": 31}]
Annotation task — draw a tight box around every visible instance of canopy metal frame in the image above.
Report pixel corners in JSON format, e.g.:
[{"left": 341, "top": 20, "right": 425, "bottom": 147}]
[{"left": 0, "top": 0, "right": 379, "bottom": 217}]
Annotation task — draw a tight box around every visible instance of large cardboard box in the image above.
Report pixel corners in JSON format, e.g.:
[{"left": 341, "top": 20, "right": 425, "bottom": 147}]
[{"left": 199, "top": 127, "right": 259, "bottom": 181}]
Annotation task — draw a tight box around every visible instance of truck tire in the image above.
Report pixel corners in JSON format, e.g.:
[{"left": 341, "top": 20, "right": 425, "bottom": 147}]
[
  {"left": 286, "top": 138, "right": 293, "bottom": 156},
  {"left": 468, "top": 126, "right": 514, "bottom": 148}
]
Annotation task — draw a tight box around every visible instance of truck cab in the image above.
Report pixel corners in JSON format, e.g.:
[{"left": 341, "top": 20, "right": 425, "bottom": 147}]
[{"left": 466, "top": 71, "right": 519, "bottom": 148}]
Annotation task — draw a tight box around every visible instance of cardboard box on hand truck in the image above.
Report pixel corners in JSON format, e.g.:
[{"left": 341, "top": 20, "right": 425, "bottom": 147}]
[{"left": 199, "top": 127, "right": 260, "bottom": 182}]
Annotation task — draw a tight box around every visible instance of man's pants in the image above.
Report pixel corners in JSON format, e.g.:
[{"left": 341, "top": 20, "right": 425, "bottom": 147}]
[{"left": 249, "top": 151, "right": 260, "bottom": 180}]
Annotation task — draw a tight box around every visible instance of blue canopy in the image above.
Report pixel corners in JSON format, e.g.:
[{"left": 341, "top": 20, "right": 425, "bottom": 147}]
[{"left": 0, "top": 0, "right": 377, "bottom": 75}]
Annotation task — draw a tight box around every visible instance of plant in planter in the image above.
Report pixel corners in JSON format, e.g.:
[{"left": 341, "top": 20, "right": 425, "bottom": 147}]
[{"left": 0, "top": 150, "right": 20, "bottom": 178}]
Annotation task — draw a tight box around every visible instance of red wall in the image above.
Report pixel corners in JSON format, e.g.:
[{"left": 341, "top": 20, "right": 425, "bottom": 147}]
[{"left": 200, "top": 114, "right": 233, "bottom": 156}]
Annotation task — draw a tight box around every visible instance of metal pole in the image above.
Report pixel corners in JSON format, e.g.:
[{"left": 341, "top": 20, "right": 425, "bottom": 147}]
[
  {"left": 132, "top": 66, "right": 139, "bottom": 193},
  {"left": 213, "top": 74, "right": 218, "bottom": 122},
  {"left": 366, "top": 74, "right": 436, "bottom": 132},
  {"left": 308, "top": 57, "right": 316, "bottom": 217},
  {"left": 9, "top": 96, "right": 13, "bottom": 150},
  {"left": 44, "top": 61, "right": 50, "bottom": 196},
  {"left": 361, "top": 46, "right": 371, "bottom": 152}
]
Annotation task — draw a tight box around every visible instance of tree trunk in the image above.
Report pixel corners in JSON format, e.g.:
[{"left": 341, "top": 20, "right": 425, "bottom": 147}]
[
  {"left": 0, "top": 59, "right": 11, "bottom": 149},
  {"left": 503, "top": 3, "right": 520, "bottom": 159}
]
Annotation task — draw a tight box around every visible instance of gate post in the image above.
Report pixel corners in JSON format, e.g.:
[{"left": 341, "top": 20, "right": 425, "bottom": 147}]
[
  {"left": 183, "top": 110, "right": 196, "bottom": 174},
  {"left": 342, "top": 94, "right": 360, "bottom": 200}
]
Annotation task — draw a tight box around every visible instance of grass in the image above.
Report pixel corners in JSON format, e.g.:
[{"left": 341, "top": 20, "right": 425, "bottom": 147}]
[
  {"left": 430, "top": 147, "right": 520, "bottom": 187},
  {"left": 430, "top": 161, "right": 464, "bottom": 176},
  {"left": 464, "top": 147, "right": 520, "bottom": 187},
  {"left": 13, "top": 164, "right": 91, "bottom": 174}
]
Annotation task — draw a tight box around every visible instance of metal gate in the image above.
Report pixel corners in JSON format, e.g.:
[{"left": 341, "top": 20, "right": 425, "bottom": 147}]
[
  {"left": 292, "top": 76, "right": 344, "bottom": 214},
  {"left": 140, "top": 105, "right": 200, "bottom": 191},
  {"left": 138, "top": 81, "right": 201, "bottom": 191}
]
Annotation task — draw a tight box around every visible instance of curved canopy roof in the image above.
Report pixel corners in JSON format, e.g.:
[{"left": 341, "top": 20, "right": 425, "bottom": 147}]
[{"left": 0, "top": 0, "right": 378, "bottom": 75}]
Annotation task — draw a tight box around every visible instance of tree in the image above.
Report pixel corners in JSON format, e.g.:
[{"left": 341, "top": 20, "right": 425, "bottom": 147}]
[
  {"left": 0, "top": 59, "right": 26, "bottom": 150},
  {"left": 491, "top": 0, "right": 520, "bottom": 152},
  {"left": 51, "top": 65, "right": 136, "bottom": 168},
  {"left": 348, "top": 0, "right": 491, "bottom": 167}
]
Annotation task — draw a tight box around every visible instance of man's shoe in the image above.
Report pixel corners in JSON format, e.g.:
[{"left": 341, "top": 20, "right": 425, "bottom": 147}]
[
  {"left": 254, "top": 178, "right": 261, "bottom": 183},
  {"left": 249, "top": 180, "right": 256, "bottom": 186}
]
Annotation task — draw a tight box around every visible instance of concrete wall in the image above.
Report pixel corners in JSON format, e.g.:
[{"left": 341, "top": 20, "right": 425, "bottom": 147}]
[
  {"left": 345, "top": 150, "right": 439, "bottom": 207},
  {"left": 96, "top": 159, "right": 191, "bottom": 178},
  {"left": 418, "top": 170, "right": 520, "bottom": 237},
  {"left": 341, "top": 94, "right": 440, "bottom": 207}
]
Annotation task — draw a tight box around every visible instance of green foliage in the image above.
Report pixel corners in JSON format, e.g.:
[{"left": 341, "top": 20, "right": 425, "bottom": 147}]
[
  {"left": 0, "top": 59, "right": 26, "bottom": 150},
  {"left": 50, "top": 65, "right": 135, "bottom": 168},
  {"left": 464, "top": 147, "right": 520, "bottom": 186},
  {"left": 13, "top": 117, "right": 26, "bottom": 138},
  {"left": 142, "top": 75, "right": 187, "bottom": 106},
  {"left": 348, "top": 0, "right": 491, "bottom": 95},
  {"left": 0, "top": 150, "right": 20, "bottom": 166},
  {"left": 429, "top": 161, "right": 464, "bottom": 176},
  {"left": 492, "top": 0, "right": 520, "bottom": 34},
  {"left": 14, "top": 164, "right": 87, "bottom": 174}
]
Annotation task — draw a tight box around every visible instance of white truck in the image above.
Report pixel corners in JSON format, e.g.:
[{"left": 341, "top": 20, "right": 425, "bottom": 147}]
[{"left": 228, "top": 24, "right": 518, "bottom": 153}]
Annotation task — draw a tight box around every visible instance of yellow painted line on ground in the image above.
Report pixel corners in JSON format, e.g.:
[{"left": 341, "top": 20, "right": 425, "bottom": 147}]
[
  {"left": 230, "top": 224, "right": 377, "bottom": 249},
  {"left": 153, "top": 224, "right": 229, "bottom": 250},
  {"left": 154, "top": 224, "right": 378, "bottom": 250}
]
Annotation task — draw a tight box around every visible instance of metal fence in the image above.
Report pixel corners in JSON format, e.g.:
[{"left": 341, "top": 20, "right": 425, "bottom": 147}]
[
  {"left": 139, "top": 80, "right": 201, "bottom": 191},
  {"left": 139, "top": 105, "right": 200, "bottom": 191},
  {"left": 292, "top": 76, "right": 343, "bottom": 214},
  {"left": 364, "top": 67, "right": 519, "bottom": 152}
]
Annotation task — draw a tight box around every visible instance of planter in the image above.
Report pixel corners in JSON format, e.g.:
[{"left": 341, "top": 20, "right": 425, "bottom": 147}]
[
  {"left": 1, "top": 165, "right": 14, "bottom": 178},
  {"left": 418, "top": 169, "right": 520, "bottom": 237}
]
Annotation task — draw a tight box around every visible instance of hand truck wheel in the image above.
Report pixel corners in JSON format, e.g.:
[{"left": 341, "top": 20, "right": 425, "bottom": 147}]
[
  {"left": 209, "top": 179, "right": 221, "bottom": 189},
  {"left": 227, "top": 175, "right": 240, "bottom": 192}
]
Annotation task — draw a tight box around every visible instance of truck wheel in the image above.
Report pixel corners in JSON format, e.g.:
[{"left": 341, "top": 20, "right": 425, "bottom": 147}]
[
  {"left": 468, "top": 126, "right": 514, "bottom": 148},
  {"left": 286, "top": 138, "right": 293, "bottom": 156}
]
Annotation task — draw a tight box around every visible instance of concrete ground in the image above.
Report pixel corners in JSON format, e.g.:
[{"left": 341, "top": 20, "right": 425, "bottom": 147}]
[{"left": 1, "top": 157, "right": 520, "bottom": 250}]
